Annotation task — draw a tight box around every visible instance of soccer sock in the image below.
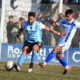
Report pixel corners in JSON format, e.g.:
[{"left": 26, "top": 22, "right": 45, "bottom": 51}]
[
  {"left": 45, "top": 52, "right": 56, "bottom": 63},
  {"left": 18, "top": 54, "right": 25, "bottom": 66},
  {"left": 29, "top": 63, "right": 33, "bottom": 68},
  {"left": 59, "top": 57, "right": 68, "bottom": 68},
  {"left": 30, "top": 52, "right": 37, "bottom": 68}
]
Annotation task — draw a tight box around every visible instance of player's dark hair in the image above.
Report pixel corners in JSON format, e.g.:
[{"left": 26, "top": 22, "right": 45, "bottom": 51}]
[
  {"left": 65, "top": 9, "right": 73, "bottom": 16},
  {"left": 28, "top": 12, "right": 35, "bottom": 17}
]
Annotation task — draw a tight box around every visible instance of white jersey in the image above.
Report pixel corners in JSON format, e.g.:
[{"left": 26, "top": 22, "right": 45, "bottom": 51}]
[{"left": 56, "top": 18, "right": 80, "bottom": 51}]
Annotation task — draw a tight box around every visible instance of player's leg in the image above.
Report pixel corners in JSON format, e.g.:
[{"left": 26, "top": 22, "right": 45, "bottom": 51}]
[
  {"left": 39, "top": 45, "right": 62, "bottom": 68},
  {"left": 57, "top": 53, "right": 71, "bottom": 74},
  {"left": 56, "top": 53, "right": 68, "bottom": 68},
  {"left": 18, "top": 46, "right": 28, "bottom": 66},
  {"left": 45, "top": 45, "right": 61, "bottom": 63},
  {"left": 28, "top": 44, "right": 40, "bottom": 72},
  {"left": 14, "top": 41, "right": 31, "bottom": 71},
  {"left": 14, "top": 46, "right": 29, "bottom": 71}
]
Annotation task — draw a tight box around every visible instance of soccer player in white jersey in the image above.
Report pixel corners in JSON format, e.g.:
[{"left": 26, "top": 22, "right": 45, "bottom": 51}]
[
  {"left": 14, "top": 12, "right": 63, "bottom": 72},
  {"left": 39, "top": 9, "right": 80, "bottom": 74}
]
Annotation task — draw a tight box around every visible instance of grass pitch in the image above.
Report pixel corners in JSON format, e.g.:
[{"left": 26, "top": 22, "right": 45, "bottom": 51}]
[{"left": 0, "top": 62, "right": 80, "bottom": 80}]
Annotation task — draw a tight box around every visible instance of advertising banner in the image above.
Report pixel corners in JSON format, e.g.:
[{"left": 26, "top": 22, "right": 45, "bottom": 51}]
[{"left": 1, "top": 43, "right": 80, "bottom": 66}]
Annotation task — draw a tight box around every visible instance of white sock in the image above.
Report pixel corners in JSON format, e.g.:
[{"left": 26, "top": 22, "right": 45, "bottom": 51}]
[{"left": 65, "top": 65, "right": 69, "bottom": 70}]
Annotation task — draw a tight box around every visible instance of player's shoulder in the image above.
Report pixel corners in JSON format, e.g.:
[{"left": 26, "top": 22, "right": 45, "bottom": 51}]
[
  {"left": 72, "top": 19, "right": 80, "bottom": 27},
  {"left": 72, "top": 20, "right": 80, "bottom": 26},
  {"left": 74, "top": 20, "right": 80, "bottom": 24},
  {"left": 23, "top": 21, "right": 28, "bottom": 25},
  {"left": 62, "top": 18, "right": 66, "bottom": 20},
  {"left": 35, "top": 20, "right": 43, "bottom": 25},
  {"left": 35, "top": 21, "right": 45, "bottom": 29},
  {"left": 22, "top": 21, "right": 29, "bottom": 28},
  {"left": 62, "top": 18, "right": 67, "bottom": 22},
  {"left": 23, "top": 21, "right": 29, "bottom": 26},
  {"left": 58, "top": 18, "right": 66, "bottom": 22},
  {"left": 60, "top": 18, "right": 66, "bottom": 21},
  {"left": 35, "top": 21, "right": 41, "bottom": 24}
]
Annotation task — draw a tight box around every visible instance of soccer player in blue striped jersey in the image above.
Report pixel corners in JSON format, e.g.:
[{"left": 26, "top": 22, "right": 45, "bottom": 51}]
[
  {"left": 14, "top": 12, "right": 63, "bottom": 72},
  {"left": 39, "top": 9, "right": 80, "bottom": 74}
]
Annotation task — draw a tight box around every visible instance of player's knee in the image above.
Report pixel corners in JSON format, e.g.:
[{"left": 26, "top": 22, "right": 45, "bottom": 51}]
[
  {"left": 53, "top": 46, "right": 61, "bottom": 53},
  {"left": 56, "top": 53, "right": 62, "bottom": 60},
  {"left": 23, "top": 46, "right": 28, "bottom": 51},
  {"left": 32, "top": 45, "right": 39, "bottom": 52},
  {"left": 22, "top": 46, "right": 28, "bottom": 56}
]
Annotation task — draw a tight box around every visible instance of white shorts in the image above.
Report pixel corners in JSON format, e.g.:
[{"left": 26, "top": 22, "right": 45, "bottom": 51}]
[{"left": 58, "top": 42, "right": 71, "bottom": 52}]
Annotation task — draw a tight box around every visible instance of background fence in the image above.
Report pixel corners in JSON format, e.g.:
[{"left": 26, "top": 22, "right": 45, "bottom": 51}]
[{"left": 0, "top": 0, "right": 79, "bottom": 48}]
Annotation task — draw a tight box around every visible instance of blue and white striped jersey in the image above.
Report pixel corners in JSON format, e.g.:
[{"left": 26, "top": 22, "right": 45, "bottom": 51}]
[
  {"left": 56, "top": 18, "right": 80, "bottom": 45},
  {"left": 23, "top": 21, "right": 45, "bottom": 43}
]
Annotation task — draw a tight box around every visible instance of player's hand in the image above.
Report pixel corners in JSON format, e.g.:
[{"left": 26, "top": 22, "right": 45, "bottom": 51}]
[
  {"left": 50, "top": 17, "right": 56, "bottom": 27},
  {"left": 50, "top": 17, "right": 55, "bottom": 23},
  {"left": 59, "top": 13, "right": 64, "bottom": 19},
  {"left": 60, "top": 31, "right": 67, "bottom": 37}
]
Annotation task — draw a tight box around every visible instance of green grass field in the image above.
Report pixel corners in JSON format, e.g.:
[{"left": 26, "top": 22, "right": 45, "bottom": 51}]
[{"left": 0, "top": 62, "right": 80, "bottom": 80}]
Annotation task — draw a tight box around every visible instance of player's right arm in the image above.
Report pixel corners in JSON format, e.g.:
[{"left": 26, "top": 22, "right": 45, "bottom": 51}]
[
  {"left": 50, "top": 18, "right": 67, "bottom": 37},
  {"left": 50, "top": 17, "right": 65, "bottom": 27}
]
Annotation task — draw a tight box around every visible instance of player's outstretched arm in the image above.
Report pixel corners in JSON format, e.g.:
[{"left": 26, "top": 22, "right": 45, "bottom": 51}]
[
  {"left": 44, "top": 26, "right": 66, "bottom": 37},
  {"left": 44, "top": 26, "right": 60, "bottom": 36}
]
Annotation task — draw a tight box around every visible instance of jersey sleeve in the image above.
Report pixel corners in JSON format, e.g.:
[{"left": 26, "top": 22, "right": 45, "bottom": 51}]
[
  {"left": 22, "top": 22, "right": 25, "bottom": 29},
  {"left": 22, "top": 21, "right": 28, "bottom": 29},
  {"left": 56, "top": 19, "right": 65, "bottom": 26},
  {"left": 75, "top": 21, "right": 80, "bottom": 28},
  {"left": 39, "top": 22, "right": 45, "bottom": 30}
]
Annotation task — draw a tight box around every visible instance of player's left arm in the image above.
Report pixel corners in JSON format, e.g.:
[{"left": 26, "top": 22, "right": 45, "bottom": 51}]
[
  {"left": 44, "top": 26, "right": 66, "bottom": 37},
  {"left": 39, "top": 22, "right": 60, "bottom": 36},
  {"left": 44, "top": 26, "right": 60, "bottom": 36},
  {"left": 40, "top": 22, "right": 66, "bottom": 37}
]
